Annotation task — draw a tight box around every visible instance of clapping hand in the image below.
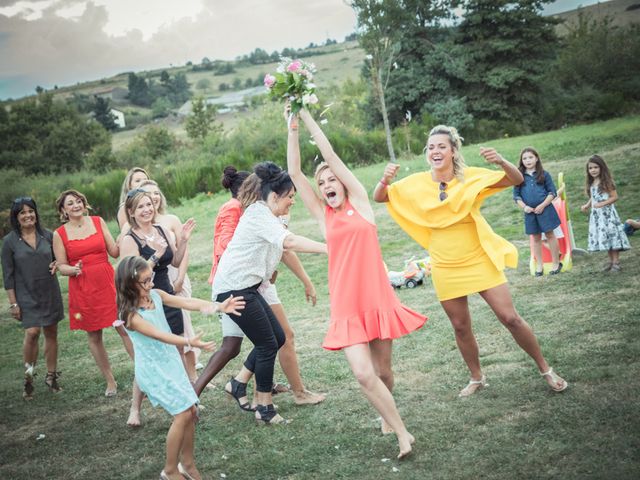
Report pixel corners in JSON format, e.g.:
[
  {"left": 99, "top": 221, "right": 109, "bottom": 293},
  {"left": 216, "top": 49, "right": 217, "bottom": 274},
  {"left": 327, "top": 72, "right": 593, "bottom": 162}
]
[
  {"left": 479, "top": 147, "right": 505, "bottom": 166},
  {"left": 181, "top": 218, "right": 196, "bottom": 242},
  {"left": 190, "top": 331, "right": 216, "bottom": 352},
  {"left": 217, "top": 295, "right": 246, "bottom": 316},
  {"left": 146, "top": 234, "right": 168, "bottom": 258}
]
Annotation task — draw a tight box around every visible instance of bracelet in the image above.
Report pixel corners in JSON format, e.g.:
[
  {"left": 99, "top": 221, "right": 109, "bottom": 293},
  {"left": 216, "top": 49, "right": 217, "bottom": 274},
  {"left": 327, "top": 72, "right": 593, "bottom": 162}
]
[
  {"left": 379, "top": 178, "right": 389, "bottom": 187},
  {"left": 9, "top": 303, "right": 18, "bottom": 310},
  {"left": 149, "top": 254, "right": 159, "bottom": 264}
]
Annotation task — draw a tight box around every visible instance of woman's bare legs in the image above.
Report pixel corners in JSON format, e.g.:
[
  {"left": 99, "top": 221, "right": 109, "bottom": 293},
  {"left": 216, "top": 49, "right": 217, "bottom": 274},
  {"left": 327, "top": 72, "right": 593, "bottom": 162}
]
[
  {"left": 270, "top": 303, "right": 325, "bottom": 405},
  {"left": 343, "top": 343, "right": 414, "bottom": 459},
  {"left": 479, "top": 283, "right": 566, "bottom": 390},
  {"left": 42, "top": 325, "right": 59, "bottom": 374},
  {"left": 369, "top": 339, "right": 395, "bottom": 434},
  {"left": 23, "top": 327, "right": 40, "bottom": 367},
  {"left": 184, "top": 350, "right": 197, "bottom": 382},
  {"left": 441, "top": 296, "right": 485, "bottom": 394},
  {"left": 86, "top": 329, "right": 117, "bottom": 394},
  {"left": 194, "top": 336, "right": 243, "bottom": 396}
]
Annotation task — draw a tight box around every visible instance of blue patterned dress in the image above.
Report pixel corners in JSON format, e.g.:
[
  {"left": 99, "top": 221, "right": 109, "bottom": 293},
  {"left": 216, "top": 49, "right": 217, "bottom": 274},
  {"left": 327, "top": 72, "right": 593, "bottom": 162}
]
[
  {"left": 126, "top": 290, "right": 197, "bottom": 415},
  {"left": 587, "top": 186, "right": 631, "bottom": 252}
]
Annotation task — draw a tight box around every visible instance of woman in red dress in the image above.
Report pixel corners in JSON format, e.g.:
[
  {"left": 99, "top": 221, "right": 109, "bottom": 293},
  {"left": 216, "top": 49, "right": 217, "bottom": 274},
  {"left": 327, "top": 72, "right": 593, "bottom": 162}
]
[{"left": 53, "top": 190, "right": 121, "bottom": 396}]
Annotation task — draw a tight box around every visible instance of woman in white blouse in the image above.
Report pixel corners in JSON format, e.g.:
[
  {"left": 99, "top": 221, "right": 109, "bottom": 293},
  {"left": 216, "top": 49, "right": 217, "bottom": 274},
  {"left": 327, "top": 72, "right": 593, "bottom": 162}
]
[{"left": 212, "top": 162, "right": 326, "bottom": 425}]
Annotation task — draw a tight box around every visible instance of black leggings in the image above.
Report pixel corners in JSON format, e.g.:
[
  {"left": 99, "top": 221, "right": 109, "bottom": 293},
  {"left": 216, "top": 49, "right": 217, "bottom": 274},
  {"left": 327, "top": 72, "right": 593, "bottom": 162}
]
[{"left": 216, "top": 284, "right": 285, "bottom": 393}]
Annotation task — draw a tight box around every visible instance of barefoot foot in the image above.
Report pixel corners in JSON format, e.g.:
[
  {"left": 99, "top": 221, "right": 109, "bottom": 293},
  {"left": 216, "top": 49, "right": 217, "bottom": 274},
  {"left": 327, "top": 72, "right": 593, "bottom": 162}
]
[
  {"left": 397, "top": 433, "right": 415, "bottom": 460},
  {"left": 127, "top": 408, "right": 141, "bottom": 427},
  {"left": 293, "top": 389, "right": 326, "bottom": 405}
]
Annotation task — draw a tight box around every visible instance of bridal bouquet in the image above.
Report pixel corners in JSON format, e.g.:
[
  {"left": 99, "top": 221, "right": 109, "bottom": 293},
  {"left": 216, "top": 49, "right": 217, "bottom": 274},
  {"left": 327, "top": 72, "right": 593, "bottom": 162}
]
[{"left": 264, "top": 57, "right": 318, "bottom": 113}]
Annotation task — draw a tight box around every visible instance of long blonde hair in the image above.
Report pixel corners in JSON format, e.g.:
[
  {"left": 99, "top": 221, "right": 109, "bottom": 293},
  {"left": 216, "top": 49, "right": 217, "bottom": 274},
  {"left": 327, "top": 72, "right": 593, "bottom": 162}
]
[
  {"left": 427, "top": 125, "right": 466, "bottom": 182},
  {"left": 119, "top": 167, "right": 150, "bottom": 204},
  {"left": 139, "top": 179, "right": 168, "bottom": 214}
]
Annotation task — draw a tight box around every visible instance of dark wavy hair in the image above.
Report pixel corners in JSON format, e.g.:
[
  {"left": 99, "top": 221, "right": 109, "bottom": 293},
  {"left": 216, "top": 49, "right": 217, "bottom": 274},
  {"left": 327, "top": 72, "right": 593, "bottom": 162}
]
[
  {"left": 10, "top": 197, "right": 44, "bottom": 235},
  {"left": 254, "top": 162, "right": 295, "bottom": 201},
  {"left": 585, "top": 154, "right": 616, "bottom": 195},
  {"left": 115, "top": 256, "right": 151, "bottom": 328},
  {"left": 221, "top": 166, "right": 251, "bottom": 198},
  {"left": 518, "top": 147, "right": 545, "bottom": 184}
]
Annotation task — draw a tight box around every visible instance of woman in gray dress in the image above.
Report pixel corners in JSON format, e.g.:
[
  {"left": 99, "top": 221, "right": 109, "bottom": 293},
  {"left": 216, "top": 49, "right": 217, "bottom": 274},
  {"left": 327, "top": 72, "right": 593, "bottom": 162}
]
[{"left": 2, "top": 197, "right": 64, "bottom": 399}]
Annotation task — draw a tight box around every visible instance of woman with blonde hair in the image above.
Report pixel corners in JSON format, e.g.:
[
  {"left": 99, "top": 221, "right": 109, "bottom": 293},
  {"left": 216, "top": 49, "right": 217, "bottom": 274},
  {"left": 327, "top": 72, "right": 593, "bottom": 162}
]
[
  {"left": 117, "top": 167, "right": 150, "bottom": 229},
  {"left": 374, "top": 125, "right": 567, "bottom": 396}
]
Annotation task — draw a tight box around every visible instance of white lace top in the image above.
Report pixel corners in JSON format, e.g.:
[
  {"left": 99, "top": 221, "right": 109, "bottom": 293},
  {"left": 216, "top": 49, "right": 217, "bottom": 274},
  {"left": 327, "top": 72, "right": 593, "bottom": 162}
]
[{"left": 212, "top": 202, "right": 291, "bottom": 295}]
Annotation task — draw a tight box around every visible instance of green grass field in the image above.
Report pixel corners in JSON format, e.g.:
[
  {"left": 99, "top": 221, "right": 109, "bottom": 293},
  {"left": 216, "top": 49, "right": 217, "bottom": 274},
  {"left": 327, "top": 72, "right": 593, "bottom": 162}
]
[{"left": 1, "top": 116, "right": 639, "bottom": 479}]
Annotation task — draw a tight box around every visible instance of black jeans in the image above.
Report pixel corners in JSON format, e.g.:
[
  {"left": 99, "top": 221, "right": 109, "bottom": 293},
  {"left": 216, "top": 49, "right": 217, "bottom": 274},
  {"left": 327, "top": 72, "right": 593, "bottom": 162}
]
[{"left": 216, "top": 284, "right": 285, "bottom": 393}]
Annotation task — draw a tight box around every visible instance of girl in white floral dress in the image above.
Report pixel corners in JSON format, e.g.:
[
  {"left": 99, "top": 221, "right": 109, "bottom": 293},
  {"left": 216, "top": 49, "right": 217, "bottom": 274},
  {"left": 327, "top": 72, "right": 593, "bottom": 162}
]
[{"left": 580, "top": 155, "right": 630, "bottom": 271}]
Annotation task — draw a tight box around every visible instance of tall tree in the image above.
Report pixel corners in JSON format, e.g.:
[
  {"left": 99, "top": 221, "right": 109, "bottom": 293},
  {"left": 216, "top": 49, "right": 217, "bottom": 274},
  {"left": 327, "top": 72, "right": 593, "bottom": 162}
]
[
  {"left": 456, "top": 0, "right": 559, "bottom": 126},
  {"left": 350, "top": 0, "right": 408, "bottom": 162}
]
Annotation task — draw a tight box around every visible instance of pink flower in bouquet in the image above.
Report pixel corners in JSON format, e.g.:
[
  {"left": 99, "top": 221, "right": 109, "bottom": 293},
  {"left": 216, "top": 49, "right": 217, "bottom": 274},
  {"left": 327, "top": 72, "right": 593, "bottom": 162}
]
[
  {"left": 264, "top": 74, "right": 276, "bottom": 89},
  {"left": 287, "top": 60, "right": 303, "bottom": 72}
]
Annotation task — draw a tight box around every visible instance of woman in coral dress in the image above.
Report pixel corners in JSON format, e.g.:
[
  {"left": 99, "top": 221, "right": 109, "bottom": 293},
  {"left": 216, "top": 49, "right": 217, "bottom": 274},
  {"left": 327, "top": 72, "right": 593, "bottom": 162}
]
[
  {"left": 373, "top": 125, "right": 567, "bottom": 397},
  {"left": 53, "top": 189, "right": 120, "bottom": 396},
  {"left": 287, "top": 107, "right": 426, "bottom": 459}
]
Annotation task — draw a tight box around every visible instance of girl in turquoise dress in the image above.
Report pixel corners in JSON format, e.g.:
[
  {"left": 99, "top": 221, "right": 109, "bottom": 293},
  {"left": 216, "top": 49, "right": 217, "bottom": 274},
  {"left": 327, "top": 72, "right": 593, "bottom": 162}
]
[{"left": 115, "top": 256, "right": 245, "bottom": 480}]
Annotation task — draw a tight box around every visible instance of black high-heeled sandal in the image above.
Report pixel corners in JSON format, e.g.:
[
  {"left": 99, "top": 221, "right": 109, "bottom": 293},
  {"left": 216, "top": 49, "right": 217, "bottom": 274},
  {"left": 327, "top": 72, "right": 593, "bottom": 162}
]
[
  {"left": 225, "top": 378, "right": 255, "bottom": 412},
  {"left": 45, "top": 371, "right": 62, "bottom": 393},
  {"left": 255, "top": 404, "right": 286, "bottom": 425}
]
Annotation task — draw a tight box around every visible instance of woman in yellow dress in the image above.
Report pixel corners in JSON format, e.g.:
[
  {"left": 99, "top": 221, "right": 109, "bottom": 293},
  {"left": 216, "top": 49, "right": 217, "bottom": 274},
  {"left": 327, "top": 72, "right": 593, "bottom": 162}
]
[{"left": 373, "top": 125, "right": 567, "bottom": 396}]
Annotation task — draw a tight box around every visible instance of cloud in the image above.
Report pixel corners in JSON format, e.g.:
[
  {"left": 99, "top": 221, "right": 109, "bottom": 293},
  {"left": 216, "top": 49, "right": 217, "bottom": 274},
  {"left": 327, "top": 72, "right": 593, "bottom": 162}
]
[{"left": 0, "top": 0, "right": 357, "bottom": 99}]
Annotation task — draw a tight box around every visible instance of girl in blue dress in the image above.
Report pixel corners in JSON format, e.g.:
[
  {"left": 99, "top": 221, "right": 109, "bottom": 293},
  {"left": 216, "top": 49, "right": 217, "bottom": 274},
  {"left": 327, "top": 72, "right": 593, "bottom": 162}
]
[
  {"left": 513, "top": 147, "right": 562, "bottom": 276},
  {"left": 115, "top": 256, "right": 245, "bottom": 480}
]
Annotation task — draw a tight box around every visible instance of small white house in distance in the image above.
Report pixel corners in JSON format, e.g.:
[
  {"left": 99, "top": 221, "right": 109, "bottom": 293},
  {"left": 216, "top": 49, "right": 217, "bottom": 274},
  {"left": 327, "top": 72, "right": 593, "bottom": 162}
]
[{"left": 111, "top": 109, "right": 126, "bottom": 128}]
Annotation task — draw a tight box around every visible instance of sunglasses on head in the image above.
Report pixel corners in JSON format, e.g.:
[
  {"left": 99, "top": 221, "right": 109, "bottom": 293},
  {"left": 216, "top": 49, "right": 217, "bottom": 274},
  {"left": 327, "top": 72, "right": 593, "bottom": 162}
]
[
  {"left": 13, "top": 196, "right": 33, "bottom": 204},
  {"left": 127, "top": 188, "right": 146, "bottom": 198},
  {"left": 439, "top": 182, "right": 448, "bottom": 202}
]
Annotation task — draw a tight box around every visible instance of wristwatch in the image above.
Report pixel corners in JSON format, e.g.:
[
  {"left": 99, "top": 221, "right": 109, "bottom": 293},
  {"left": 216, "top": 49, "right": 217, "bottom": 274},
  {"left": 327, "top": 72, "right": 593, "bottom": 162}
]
[{"left": 150, "top": 254, "right": 160, "bottom": 264}]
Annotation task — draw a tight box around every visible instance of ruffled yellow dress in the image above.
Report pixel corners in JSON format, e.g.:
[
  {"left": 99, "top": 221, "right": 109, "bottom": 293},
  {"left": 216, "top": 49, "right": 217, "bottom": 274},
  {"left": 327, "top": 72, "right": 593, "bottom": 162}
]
[{"left": 386, "top": 167, "right": 518, "bottom": 301}]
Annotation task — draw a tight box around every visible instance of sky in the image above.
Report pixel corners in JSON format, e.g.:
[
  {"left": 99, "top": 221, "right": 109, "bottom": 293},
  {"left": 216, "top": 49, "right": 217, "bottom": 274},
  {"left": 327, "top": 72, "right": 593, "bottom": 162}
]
[{"left": 0, "top": 0, "right": 607, "bottom": 100}]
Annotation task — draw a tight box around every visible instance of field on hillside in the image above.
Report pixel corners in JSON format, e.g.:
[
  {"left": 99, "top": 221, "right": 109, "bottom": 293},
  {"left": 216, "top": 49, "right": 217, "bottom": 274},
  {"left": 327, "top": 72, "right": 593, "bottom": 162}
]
[{"left": 0, "top": 118, "right": 639, "bottom": 479}]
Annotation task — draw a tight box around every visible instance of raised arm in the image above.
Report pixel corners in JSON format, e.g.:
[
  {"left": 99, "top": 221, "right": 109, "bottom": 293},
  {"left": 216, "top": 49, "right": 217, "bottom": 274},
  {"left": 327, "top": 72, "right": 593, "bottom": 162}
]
[
  {"left": 298, "top": 109, "right": 371, "bottom": 208},
  {"left": 373, "top": 163, "right": 400, "bottom": 203},
  {"left": 286, "top": 109, "right": 325, "bottom": 225},
  {"left": 170, "top": 218, "right": 196, "bottom": 267},
  {"left": 480, "top": 147, "right": 523, "bottom": 188}
]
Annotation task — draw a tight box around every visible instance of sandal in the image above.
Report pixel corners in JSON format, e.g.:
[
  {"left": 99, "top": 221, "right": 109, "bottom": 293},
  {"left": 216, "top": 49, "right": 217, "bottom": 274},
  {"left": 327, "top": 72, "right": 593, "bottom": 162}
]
[
  {"left": 540, "top": 368, "right": 568, "bottom": 392},
  {"left": 45, "top": 371, "right": 62, "bottom": 393},
  {"left": 458, "top": 375, "right": 488, "bottom": 397},
  {"left": 225, "top": 378, "right": 255, "bottom": 412},
  {"left": 23, "top": 366, "right": 35, "bottom": 400},
  {"left": 255, "top": 404, "right": 287, "bottom": 425}
]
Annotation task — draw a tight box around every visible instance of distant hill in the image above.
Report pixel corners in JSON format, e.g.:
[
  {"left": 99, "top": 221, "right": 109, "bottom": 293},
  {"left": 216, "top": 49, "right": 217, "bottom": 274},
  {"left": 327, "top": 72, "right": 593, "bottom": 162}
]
[{"left": 554, "top": 0, "right": 640, "bottom": 33}]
